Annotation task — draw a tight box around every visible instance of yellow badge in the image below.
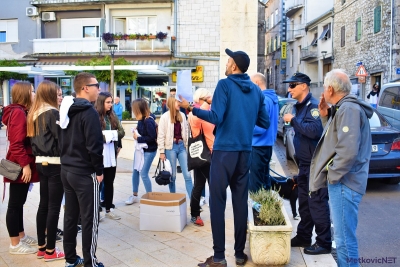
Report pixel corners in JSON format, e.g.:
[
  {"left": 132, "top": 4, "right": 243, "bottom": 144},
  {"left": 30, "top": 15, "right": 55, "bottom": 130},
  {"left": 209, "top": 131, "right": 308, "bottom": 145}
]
[
  {"left": 311, "top": 108, "right": 320, "bottom": 119},
  {"left": 343, "top": 126, "right": 349, "bottom": 133}
]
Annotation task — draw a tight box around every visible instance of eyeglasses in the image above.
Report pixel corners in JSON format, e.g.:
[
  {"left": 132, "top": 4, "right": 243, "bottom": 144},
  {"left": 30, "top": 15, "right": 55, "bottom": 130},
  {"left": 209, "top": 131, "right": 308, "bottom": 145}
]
[
  {"left": 288, "top": 83, "right": 303, "bottom": 89},
  {"left": 85, "top": 83, "right": 100, "bottom": 89}
]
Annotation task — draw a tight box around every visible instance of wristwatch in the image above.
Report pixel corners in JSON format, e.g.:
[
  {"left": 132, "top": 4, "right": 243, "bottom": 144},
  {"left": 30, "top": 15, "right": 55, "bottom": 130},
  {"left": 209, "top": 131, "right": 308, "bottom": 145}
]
[{"left": 186, "top": 105, "right": 193, "bottom": 112}]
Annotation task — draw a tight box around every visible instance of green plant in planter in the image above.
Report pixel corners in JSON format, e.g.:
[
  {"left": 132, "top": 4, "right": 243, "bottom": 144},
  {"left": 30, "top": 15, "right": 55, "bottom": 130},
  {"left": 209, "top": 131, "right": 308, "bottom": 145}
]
[
  {"left": 122, "top": 111, "right": 131, "bottom": 120},
  {"left": 250, "top": 189, "right": 285, "bottom": 226}
]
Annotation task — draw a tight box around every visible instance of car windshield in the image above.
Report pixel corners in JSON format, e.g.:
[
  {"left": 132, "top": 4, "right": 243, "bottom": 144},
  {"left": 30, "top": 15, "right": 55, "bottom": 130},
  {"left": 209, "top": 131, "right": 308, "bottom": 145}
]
[{"left": 369, "top": 111, "right": 389, "bottom": 128}]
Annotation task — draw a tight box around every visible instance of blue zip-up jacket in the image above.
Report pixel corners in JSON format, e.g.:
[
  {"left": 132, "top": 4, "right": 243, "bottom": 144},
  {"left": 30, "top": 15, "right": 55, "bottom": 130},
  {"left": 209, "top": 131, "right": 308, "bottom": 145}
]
[
  {"left": 291, "top": 93, "right": 323, "bottom": 165},
  {"left": 193, "top": 74, "right": 270, "bottom": 151},
  {"left": 252, "top": 89, "right": 279, "bottom": 146}
]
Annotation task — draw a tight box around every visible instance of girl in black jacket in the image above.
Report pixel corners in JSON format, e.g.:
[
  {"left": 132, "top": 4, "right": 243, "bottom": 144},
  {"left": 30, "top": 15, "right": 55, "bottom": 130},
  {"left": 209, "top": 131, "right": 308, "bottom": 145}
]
[{"left": 27, "top": 80, "right": 65, "bottom": 261}]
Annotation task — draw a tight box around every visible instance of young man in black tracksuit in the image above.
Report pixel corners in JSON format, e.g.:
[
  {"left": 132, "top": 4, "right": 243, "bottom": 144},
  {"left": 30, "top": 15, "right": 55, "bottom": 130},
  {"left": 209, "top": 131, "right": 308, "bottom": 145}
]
[{"left": 59, "top": 72, "right": 104, "bottom": 267}]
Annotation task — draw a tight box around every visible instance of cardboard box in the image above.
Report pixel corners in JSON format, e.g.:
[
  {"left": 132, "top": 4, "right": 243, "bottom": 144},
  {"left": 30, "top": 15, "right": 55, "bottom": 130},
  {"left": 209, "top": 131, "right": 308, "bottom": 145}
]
[{"left": 140, "top": 192, "right": 187, "bottom": 232}]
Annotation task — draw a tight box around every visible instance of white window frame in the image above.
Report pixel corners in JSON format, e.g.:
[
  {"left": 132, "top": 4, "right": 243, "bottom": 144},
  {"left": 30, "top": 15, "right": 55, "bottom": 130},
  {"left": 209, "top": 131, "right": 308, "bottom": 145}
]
[
  {"left": 0, "top": 19, "right": 18, "bottom": 43},
  {"left": 126, "top": 16, "right": 157, "bottom": 35}
]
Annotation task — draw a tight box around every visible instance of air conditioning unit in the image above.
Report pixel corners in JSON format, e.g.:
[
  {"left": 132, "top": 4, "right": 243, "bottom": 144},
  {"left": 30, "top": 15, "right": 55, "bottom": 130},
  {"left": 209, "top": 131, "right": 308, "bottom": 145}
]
[
  {"left": 26, "top": 7, "right": 38, "bottom": 17},
  {"left": 42, "top": 12, "right": 56, "bottom": 22}
]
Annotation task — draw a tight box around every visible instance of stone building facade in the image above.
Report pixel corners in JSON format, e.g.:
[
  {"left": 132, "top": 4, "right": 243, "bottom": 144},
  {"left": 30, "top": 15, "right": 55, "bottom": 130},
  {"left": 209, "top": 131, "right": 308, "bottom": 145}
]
[{"left": 332, "top": 0, "right": 399, "bottom": 99}]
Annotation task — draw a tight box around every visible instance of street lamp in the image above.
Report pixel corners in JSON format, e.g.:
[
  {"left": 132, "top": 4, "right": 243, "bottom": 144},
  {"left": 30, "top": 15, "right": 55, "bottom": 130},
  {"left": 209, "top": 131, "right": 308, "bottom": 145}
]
[
  {"left": 321, "top": 51, "right": 327, "bottom": 60},
  {"left": 107, "top": 43, "right": 118, "bottom": 95}
]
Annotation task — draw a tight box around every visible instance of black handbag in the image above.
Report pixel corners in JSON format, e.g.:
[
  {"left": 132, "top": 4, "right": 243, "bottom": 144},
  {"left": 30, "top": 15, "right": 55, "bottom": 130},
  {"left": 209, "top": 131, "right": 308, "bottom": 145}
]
[
  {"left": 0, "top": 108, "right": 23, "bottom": 181},
  {"left": 187, "top": 123, "right": 211, "bottom": 171},
  {"left": 153, "top": 159, "right": 171, "bottom": 186}
]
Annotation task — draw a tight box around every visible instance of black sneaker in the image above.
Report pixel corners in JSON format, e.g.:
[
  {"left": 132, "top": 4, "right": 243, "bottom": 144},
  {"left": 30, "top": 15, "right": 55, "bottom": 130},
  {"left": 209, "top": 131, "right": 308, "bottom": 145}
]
[
  {"left": 235, "top": 254, "right": 248, "bottom": 267},
  {"left": 56, "top": 235, "right": 62, "bottom": 242},
  {"left": 198, "top": 256, "right": 227, "bottom": 267},
  {"left": 291, "top": 236, "right": 311, "bottom": 247},
  {"left": 304, "top": 243, "right": 332, "bottom": 255},
  {"left": 56, "top": 228, "right": 63, "bottom": 236}
]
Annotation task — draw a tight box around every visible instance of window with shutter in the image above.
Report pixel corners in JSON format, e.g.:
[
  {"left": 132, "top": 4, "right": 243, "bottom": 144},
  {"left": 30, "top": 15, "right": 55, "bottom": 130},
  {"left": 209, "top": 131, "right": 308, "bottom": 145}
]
[
  {"left": 341, "top": 26, "right": 345, "bottom": 47},
  {"left": 355, "top": 17, "right": 362, "bottom": 41},
  {"left": 374, "top": 6, "right": 381, "bottom": 33}
]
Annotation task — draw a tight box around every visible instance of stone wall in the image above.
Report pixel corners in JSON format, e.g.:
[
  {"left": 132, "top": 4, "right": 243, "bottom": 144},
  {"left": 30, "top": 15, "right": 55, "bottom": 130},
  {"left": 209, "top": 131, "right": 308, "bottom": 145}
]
[
  {"left": 333, "top": 0, "right": 393, "bottom": 97},
  {"left": 220, "top": 0, "right": 259, "bottom": 78},
  {"left": 176, "top": 0, "right": 220, "bottom": 55}
]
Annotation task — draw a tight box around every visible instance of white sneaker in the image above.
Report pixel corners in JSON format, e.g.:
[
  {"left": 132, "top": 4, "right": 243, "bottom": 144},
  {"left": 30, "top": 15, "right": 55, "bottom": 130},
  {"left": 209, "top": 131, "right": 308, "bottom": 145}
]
[
  {"left": 105, "top": 211, "right": 121, "bottom": 220},
  {"left": 99, "top": 213, "right": 105, "bottom": 222},
  {"left": 125, "top": 195, "right": 137, "bottom": 205},
  {"left": 20, "top": 235, "right": 38, "bottom": 246},
  {"left": 200, "top": 196, "right": 206, "bottom": 206},
  {"left": 9, "top": 242, "right": 36, "bottom": 255}
]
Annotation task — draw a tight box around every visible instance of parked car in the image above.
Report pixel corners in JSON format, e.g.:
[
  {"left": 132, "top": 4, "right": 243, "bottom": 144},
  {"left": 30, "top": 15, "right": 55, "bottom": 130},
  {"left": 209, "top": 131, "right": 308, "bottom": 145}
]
[
  {"left": 285, "top": 109, "right": 400, "bottom": 184},
  {"left": 277, "top": 97, "right": 297, "bottom": 145},
  {"left": 377, "top": 82, "right": 400, "bottom": 130}
]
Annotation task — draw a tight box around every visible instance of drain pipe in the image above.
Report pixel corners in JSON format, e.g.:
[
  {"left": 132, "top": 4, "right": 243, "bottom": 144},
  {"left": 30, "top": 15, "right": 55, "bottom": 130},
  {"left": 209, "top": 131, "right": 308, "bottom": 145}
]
[
  {"left": 389, "top": 0, "right": 393, "bottom": 81},
  {"left": 172, "top": 0, "right": 219, "bottom": 61}
]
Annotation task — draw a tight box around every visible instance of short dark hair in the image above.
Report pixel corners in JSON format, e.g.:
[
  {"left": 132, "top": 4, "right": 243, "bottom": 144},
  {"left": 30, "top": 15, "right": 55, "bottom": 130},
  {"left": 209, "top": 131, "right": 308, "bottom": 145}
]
[
  {"left": 170, "top": 88, "right": 176, "bottom": 92},
  {"left": 73, "top": 72, "right": 96, "bottom": 93}
]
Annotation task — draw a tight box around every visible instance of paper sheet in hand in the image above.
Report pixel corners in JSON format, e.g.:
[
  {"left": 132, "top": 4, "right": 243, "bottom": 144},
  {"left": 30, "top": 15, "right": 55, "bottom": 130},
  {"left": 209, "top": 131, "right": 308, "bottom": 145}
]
[{"left": 176, "top": 70, "right": 193, "bottom": 102}]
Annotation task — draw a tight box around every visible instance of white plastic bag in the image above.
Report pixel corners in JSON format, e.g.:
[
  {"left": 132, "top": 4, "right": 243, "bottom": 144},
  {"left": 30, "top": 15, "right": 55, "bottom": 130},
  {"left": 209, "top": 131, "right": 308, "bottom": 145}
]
[{"left": 164, "top": 159, "right": 172, "bottom": 173}]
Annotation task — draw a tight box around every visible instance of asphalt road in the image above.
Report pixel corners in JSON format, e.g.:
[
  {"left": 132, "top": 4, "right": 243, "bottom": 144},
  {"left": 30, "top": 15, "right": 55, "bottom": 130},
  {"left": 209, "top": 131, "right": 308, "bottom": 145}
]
[{"left": 274, "top": 137, "right": 400, "bottom": 267}]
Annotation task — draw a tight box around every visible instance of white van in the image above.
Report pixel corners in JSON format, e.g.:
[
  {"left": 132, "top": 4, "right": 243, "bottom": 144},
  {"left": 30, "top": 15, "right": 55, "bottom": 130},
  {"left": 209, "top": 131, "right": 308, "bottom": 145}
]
[{"left": 377, "top": 82, "right": 400, "bottom": 130}]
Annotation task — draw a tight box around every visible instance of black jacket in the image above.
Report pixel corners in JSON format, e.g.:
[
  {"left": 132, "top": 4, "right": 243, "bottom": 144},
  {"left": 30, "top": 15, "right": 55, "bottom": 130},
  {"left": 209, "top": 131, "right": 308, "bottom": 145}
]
[
  {"left": 291, "top": 93, "right": 323, "bottom": 165},
  {"left": 30, "top": 109, "right": 61, "bottom": 157},
  {"left": 137, "top": 115, "right": 158, "bottom": 152},
  {"left": 60, "top": 98, "right": 104, "bottom": 176}
]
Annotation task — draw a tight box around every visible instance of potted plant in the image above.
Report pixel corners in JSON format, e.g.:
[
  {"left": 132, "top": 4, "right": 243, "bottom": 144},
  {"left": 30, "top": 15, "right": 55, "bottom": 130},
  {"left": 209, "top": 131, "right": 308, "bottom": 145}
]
[
  {"left": 156, "top": 31, "right": 168, "bottom": 41},
  {"left": 248, "top": 189, "right": 292, "bottom": 265},
  {"left": 139, "top": 34, "right": 149, "bottom": 40},
  {"left": 149, "top": 33, "right": 156, "bottom": 39},
  {"left": 114, "top": 33, "right": 123, "bottom": 40},
  {"left": 128, "top": 33, "right": 137, "bottom": 40},
  {"left": 102, "top": 32, "right": 114, "bottom": 44}
]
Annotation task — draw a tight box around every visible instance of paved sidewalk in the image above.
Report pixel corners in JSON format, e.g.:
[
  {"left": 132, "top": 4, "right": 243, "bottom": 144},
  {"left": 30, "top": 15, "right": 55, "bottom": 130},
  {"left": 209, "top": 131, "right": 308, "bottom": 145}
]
[{"left": 0, "top": 128, "right": 336, "bottom": 266}]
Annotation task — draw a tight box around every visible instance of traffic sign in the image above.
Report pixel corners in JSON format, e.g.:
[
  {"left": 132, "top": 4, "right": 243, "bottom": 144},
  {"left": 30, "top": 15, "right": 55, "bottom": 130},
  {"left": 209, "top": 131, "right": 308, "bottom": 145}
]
[
  {"left": 355, "top": 65, "right": 368, "bottom": 77},
  {"left": 356, "top": 61, "right": 363, "bottom": 67},
  {"left": 396, "top": 68, "right": 400, "bottom": 75}
]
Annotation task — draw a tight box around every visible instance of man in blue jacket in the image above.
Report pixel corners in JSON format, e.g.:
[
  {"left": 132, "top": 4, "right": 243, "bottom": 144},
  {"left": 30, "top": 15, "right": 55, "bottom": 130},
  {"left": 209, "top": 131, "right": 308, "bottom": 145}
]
[
  {"left": 249, "top": 73, "right": 279, "bottom": 192},
  {"left": 179, "top": 49, "right": 270, "bottom": 267},
  {"left": 113, "top": 97, "right": 123, "bottom": 120},
  {"left": 283, "top": 72, "right": 332, "bottom": 255}
]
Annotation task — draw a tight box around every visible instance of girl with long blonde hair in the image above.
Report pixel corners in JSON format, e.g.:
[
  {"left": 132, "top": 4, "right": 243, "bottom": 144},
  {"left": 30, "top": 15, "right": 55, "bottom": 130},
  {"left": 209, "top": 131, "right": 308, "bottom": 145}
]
[
  {"left": 157, "top": 97, "right": 193, "bottom": 197},
  {"left": 27, "top": 80, "right": 65, "bottom": 261}
]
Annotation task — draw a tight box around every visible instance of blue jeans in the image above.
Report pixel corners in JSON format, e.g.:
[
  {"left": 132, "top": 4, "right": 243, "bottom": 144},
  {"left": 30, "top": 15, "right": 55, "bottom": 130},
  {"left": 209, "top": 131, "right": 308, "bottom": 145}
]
[
  {"left": 165, "top": 141, "right": 193, "bottom": 197},
  {"left": 132, "top": 151, "right": 156, "bottom": 193},
  {"left": 328, "top": 182, "right": 363, "bottom": 267}
]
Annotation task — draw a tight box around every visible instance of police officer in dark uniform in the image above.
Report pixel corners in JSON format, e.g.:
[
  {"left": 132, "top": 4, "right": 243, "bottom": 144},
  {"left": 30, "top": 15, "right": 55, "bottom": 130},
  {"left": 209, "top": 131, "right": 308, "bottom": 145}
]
[{"left": 283, "top": 72, "right": 332, "bottom": 255}]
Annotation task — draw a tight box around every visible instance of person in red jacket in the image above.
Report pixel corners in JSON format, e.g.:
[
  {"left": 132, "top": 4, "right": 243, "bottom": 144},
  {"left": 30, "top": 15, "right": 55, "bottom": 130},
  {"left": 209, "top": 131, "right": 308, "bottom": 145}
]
[{"left": 2, "top": 81, "right": 39, "bottom": 255}]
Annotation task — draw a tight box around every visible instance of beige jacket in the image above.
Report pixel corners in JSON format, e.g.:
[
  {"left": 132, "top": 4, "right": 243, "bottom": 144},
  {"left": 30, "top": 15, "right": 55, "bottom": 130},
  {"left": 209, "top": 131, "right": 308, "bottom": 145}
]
[{"left": 157, "top": 111, "right": 188, "bottom": 153}]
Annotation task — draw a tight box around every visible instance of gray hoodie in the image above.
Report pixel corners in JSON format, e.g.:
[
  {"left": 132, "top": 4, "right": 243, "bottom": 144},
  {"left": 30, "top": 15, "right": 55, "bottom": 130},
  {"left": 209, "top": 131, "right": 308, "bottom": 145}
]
[{"left": 309, "top": 94, "right": 374, "bottom": 195}]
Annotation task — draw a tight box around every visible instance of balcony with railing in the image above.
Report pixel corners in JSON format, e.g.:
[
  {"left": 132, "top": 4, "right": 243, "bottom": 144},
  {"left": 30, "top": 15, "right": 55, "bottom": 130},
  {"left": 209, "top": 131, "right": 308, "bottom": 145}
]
[
  {"left": 285, "top": 0, "right": 305, "bottom": 17},
  {"left": 32, "top": 37, "right": 171, "bottom": 55},
  {"left": 300, "top": 45, "right": 318, "bottom": 61}
]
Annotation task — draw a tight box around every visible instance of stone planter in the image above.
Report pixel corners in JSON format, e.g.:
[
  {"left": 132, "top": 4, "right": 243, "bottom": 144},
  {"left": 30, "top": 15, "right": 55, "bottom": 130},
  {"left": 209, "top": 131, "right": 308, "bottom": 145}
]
[{"left": 247, "top": 195, "right": 292, "bottom": 265}]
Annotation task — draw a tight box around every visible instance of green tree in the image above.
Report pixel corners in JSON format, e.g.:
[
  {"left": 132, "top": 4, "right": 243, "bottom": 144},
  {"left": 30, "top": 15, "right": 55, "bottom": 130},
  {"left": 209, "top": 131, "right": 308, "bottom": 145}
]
[
  {"left": 0, "top": 59, "right": 28, "bottom": 86},
  {"left": 65, "top": 56, "right": 137, "bottom": 84}
]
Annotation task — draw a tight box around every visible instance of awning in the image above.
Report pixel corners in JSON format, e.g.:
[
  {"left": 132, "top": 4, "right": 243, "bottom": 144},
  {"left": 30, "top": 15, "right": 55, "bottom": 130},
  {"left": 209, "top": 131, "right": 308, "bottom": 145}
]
[{"left": 4, "top": 59, "right": 198, "bottom": 76}]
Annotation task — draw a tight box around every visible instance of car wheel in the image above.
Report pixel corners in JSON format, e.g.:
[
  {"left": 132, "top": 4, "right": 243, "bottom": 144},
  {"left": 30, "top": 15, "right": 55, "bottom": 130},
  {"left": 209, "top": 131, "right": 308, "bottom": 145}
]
[
  {"left": 286, "top": 142, "right": 291, "bottom": 161},
  {"left": 283, "top": 129, "right": 287, "bottom": 146},
  {"left": 382, "top": 177, "right": 400, "bottom": 185}
]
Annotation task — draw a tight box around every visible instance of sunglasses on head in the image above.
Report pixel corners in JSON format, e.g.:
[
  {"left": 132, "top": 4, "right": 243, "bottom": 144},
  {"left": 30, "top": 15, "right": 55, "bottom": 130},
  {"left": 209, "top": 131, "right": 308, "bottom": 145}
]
[{"left": 288, "top": 83, "right": 303, "bottom": 89}]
